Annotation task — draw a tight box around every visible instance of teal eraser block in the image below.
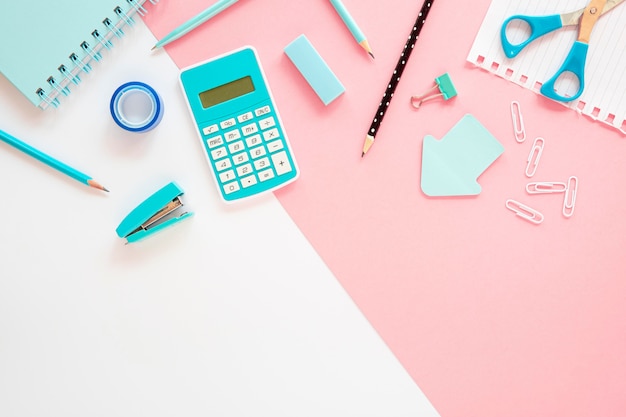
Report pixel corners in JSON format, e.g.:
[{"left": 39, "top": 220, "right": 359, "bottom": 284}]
[{"left": 284, "top": 34, "right": 345, "bottom": 105}]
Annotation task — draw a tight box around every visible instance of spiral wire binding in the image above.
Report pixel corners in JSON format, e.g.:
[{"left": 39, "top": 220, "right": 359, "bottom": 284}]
[{"left": 37, "top": 0, "right": 159, "bottom": 110}]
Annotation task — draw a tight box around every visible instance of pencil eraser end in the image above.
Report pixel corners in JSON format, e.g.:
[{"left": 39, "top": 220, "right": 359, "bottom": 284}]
[{"left": 284, "top": 34, "right": 345, "bottom": 105}]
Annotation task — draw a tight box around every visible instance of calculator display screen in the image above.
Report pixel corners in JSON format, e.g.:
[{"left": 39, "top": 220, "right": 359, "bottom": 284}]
[{"left": 199, "top": 76, "right": 255, "bottom": 108}]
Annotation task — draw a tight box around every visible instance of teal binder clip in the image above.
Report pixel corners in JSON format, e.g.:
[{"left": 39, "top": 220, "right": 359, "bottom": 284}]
[
  {"left": 116, "top": 182, "right": 192, "bottom": 244},
  {"left": 410, "top": 72, "right": 458, "bottom": 109}
]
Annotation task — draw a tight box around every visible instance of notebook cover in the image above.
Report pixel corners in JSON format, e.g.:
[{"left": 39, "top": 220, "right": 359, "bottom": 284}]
[{"left": 0, "top": 0, "right": 148, "bottom": 109}]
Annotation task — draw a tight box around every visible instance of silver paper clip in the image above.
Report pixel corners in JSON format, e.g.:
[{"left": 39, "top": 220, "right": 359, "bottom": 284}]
[
  {"left": 505, "top": 199, "right": 544, "bottom": 225},
  {"left": 562, "top": 176, "right": 578, "bottom": 218},
  {"left": 526, "top": 181, "right": 567, "bottom": 194},
  {"left": 511, "top": 101, "right": 526, "bottom": 143},
  {"left": 525, "top": 137, "right": 544, "bottom": 177}
]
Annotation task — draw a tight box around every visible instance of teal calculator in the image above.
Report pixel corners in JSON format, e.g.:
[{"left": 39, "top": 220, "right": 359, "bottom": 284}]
[{"left": 180, "top": 47, "right": 299, "bottom": 203}]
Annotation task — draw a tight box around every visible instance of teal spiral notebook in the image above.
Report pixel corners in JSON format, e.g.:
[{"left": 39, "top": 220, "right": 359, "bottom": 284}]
[{"left": 0, "top": 0, "right": 158, "bottom": 110}]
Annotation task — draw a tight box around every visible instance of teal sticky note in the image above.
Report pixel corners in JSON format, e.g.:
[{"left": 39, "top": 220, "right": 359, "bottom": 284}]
[
  {"left": 284, "top": 34, "right": 345, "bottom": 105},
  {"left": 421, "top": 114, "right": 504, "bottom": 197}
]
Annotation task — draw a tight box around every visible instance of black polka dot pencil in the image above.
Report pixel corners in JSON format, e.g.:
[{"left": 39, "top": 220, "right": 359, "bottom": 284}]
[{"left": 361, "top": 0, "right": 435, "bottom": 157}]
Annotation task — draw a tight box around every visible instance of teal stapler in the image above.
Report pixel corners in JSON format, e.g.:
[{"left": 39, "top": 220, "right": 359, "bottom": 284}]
[{"left": 116, "top": 182, "right": 192, "bottom": 244}]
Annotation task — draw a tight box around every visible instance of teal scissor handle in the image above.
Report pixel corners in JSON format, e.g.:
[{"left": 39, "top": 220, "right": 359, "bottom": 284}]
[
  {"left": 500, "top": 14, "right": 563, "bottom": 58},
  {"left": 540, "top": 41, "right": 588, "bottom": 102}
]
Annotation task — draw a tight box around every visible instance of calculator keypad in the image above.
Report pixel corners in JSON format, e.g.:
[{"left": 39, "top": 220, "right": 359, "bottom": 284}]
[{"left": 201, "top": 103, "right": 295, "bottom": 200}]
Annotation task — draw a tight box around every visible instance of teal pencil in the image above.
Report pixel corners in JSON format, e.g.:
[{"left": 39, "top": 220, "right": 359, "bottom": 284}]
[
  {"left": 0, "top": 129, "right": 108, "bottom": 192},
  {"left": 329, "top": 0, "right": 374, "bottom": 58},
  {"left": 152, "top": 0, "right": 239, "bottom": 49}
]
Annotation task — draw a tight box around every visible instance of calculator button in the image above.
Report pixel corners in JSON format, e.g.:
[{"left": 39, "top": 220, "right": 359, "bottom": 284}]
[
  {"left": 241, "top": 123, "right": 258, "bottom": 136},
  {"left": 263, "top": 128, "right": 279, "bottom": 141},
  {"left": 215, "top": 159, "right": 232, "bottom": 172},
  {"left": 238, "top": 112, "right": 254, "bottom": 123},
  {"left": 271, "top": 151, "right": 292, "bottom": 176},
  {"left": 228, "top": 140, "right": 245, "bottom": 154},
  {"left": 203, "top": 124, "right": 219, "bottom": 136},
  {"left": 241, "top": 175, "right": 258, "bottom": 188},
  {"left": 219, "top": 170, "right": 236, "bottom": 183},
  {"left": 207, "top": 135, "right": 224, "bottom": 148},
  {"left": 258, "top": 168, "right": 275, "bottom": 182},
  {"left": 220, "top": 118, "right": 236, "bottom": 129},
  {"left": 223, "top": 181, "right": 240, "bottom": 195},
  {"left": 255, "top": 105, "right": 271, "bottom": 117},
  {"left": 246, "top": 134, "right": 262, "bottom": 147},
  {"left": 267, "top": 140, "right": 284, "bottom": 153},
  {"left": 224, "top": 129, "right": 241, "bottom": 142},
  {"left": 232, "top": 152, "right": 249, "bottom": 165},
  {"left": 259, "top": 116, "right": 276, "bottom": 130},
  {"left": 236, "top": 163, "right": 253, "bottom": 177},
  {"left": 250, "top": 146, "right": 266, "bottom": 159},
  {"left": 211, "top": 147, "right": 227, "bottom": 160},
  {"left": 254, "top": 157, "right": 270, "bottom": 170}
]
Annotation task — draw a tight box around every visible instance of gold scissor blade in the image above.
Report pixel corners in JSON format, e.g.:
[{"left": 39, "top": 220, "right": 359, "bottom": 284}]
[
  {"left": 560, "top": 0, "right": 623, "bottom": 26},
  {"left": 579, "top": 0, "right": 609, "bottom": 43}
]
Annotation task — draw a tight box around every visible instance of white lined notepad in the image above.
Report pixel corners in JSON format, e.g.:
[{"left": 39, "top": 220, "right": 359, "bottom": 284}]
[{"left": 467, "top": 0, "right": 626, "bottom": 134}]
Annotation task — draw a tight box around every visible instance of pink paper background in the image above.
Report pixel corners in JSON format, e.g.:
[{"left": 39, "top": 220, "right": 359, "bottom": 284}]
[{"left": 143, "top": 1, "right": 626, "bottom": 416}]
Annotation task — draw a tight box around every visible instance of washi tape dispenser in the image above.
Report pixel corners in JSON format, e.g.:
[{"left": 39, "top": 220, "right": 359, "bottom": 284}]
[{"left": 116, "top": 182, "right": 193, "bottom": 244}]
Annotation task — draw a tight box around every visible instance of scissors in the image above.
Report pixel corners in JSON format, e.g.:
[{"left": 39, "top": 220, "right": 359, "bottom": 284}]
[{"left": 500, "top": 0, "right": 625, "bottom": 102}]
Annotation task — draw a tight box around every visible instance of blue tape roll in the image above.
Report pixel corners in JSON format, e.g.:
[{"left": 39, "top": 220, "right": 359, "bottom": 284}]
[{"left": 110, "top": 81, "right": 163, "bottom": 132}]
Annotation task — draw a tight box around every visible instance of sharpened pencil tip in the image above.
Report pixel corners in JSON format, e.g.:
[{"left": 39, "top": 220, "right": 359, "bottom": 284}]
[
  {"left": 151, "top": 45, "right": 157, "bottom": 51},
  {"left": 359, "top": 39, "right": 374, "bottom": 60},
  {"left": 369, "top": 52, "right": 375, "bottom": 59},
  {"left": 361, "top": 134, "right": 374, "bottom": 157},
  {"left": 87, "top": 179, "right": 109, "bottom": 192}
]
